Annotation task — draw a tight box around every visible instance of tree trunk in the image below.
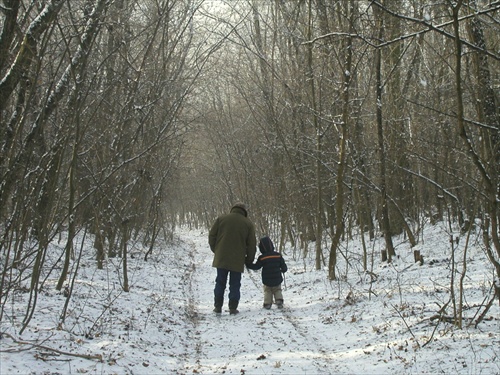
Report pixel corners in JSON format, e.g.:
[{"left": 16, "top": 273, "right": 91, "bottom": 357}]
[
  {"left": 374, "top": 4, "right": 395, "bottom": 262},
  {"left": 306, "top": 0, "right": 323, "bottom": 271},
  {"left": 122, "top": 220, "right": 130, "bottom": 292},
  {"left": 56, "top": 113, "right": 80, "bottom": 291},
  {"left": 0, "top": 0, "right": 65, "bottom": 113},
  {"left": 328, "top": 0, "right": 355, "bottom": 280},
  {"left": 466, "top": 0, "right": 500, "bottom": 286}
]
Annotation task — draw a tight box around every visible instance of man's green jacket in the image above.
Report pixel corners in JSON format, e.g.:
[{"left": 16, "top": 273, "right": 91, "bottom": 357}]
[{"left": 209, "top": 206, "right": 256, "bottom": 273}]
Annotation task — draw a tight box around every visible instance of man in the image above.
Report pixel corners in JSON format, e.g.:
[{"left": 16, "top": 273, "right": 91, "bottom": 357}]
[{"left": 208, "top": 203, "right": 256, "bottom": 314}]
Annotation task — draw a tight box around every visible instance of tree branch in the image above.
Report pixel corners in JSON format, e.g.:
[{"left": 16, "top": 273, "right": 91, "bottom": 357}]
[
  {"left": 1, "top": 333, "right": 103, "bottom": 361},
  {"left": 303, "top": 2, "right": 500, "bottom": 63}
]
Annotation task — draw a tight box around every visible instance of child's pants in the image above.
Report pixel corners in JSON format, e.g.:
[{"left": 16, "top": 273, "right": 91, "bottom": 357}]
[{"left": 263, "top": 284, "right": 283, "bottom": 305}]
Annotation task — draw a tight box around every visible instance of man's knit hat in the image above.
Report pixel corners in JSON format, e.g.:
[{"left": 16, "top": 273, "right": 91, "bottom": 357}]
[{"left": 231, "top": 202, "right": 248, "bottom": 217}]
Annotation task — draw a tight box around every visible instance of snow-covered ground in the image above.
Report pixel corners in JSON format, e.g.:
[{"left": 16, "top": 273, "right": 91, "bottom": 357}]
[{"left": 0, "top": 221, "right": 499, "bottom": 374}]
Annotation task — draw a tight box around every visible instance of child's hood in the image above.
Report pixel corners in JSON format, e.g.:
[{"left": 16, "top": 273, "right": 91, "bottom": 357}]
[{"left": 258, "top": 236, "right": 274, "bottom": 253}]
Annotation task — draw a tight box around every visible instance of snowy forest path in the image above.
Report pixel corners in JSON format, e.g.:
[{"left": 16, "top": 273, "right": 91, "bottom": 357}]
[
  {"left": 1, "top": 227, "right": 498, "bottom": 375},
  {"left": 175, "top": 228, "right": 340, "bottom": 374}
]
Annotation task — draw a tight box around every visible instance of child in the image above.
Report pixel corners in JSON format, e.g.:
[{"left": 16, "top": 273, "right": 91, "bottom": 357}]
[{"left": 248, "top": 236, "right": 288, "bottom": 309}]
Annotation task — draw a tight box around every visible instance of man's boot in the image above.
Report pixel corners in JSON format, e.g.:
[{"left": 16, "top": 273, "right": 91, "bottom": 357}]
[
  {"left": 228, "top": 300, "right": 239, "bottom": 315},
  {"left": 214, "top": 297, "right": 223, "bottom": 313}
]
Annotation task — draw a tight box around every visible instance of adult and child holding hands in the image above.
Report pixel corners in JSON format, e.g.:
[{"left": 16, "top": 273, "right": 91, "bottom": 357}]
[{"left": 208, "top": 203, "right": 288, "bottom": 315}]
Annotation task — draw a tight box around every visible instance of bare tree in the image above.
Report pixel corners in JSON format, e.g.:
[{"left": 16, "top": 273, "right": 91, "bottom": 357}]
[{"left": 0, "top": 0, "right": 205, "bottom": 329}]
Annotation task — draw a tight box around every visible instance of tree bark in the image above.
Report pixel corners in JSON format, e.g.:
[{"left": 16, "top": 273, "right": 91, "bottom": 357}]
[
  {"left": 328, "top": 0, "right": 355, "bottom": 280},
  {"left": 0, "top": 0, "right": 21, "bottom": 73},
  {"left": 0, "top": 0, "right": 65, "bottom": 112},
  {"left": 374, "top": 4, "right": 395, "bottom": 262},
  {"left": 306, "top": 0, "right": 323, "bottom": 271}
]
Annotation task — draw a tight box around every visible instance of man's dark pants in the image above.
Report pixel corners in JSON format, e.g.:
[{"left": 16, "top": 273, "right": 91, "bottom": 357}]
[{"left": 214, "top": 268, "right": 241, "bottom": 309}]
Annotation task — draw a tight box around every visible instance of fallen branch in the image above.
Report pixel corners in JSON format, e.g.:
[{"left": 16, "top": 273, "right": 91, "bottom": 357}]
[
  {"left": 422, "top": 301, "right": 450, "bottom": 347},
  {"left": 391, "top": 304, "right": 421, "bottom": 348},
  {"left": 1, "top": 333, "right": 102, "bottom": 361},
  {"left": 429, "top": 314, "right": 456, "bottom": 324},
  {"left": 473, "top": 291, "right": 497, "bottom": 328}
]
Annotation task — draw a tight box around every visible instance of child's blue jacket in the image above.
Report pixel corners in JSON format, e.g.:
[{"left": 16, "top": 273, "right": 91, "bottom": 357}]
[{"left": 248, "top": 236, "right": 287, "bottom": 287}]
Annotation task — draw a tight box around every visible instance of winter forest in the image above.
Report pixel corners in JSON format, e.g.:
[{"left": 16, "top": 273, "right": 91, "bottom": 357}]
[{"left": 0, "top": 0, "right": 500, "bottom": 373}]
